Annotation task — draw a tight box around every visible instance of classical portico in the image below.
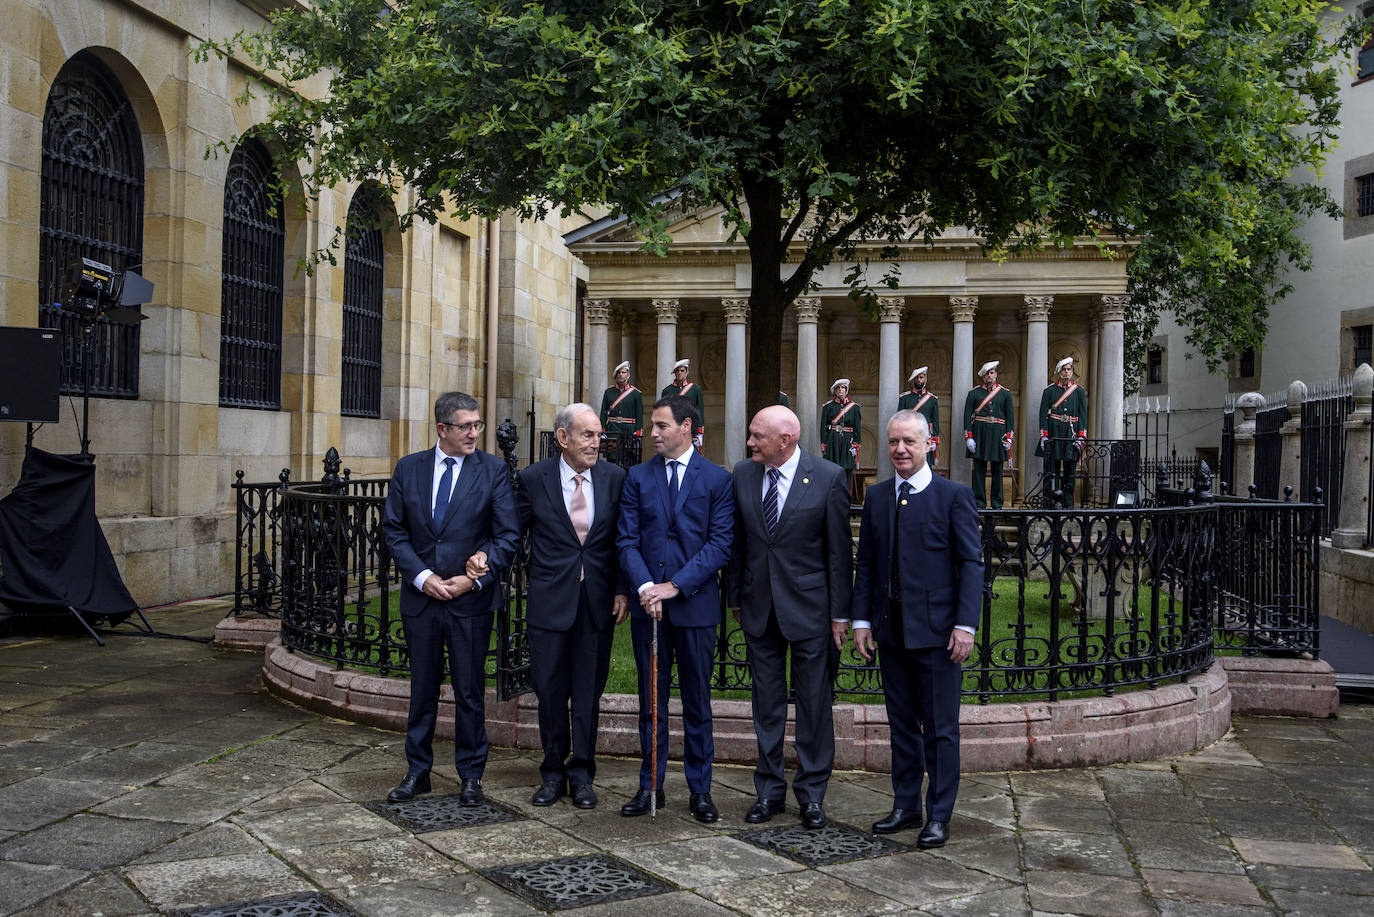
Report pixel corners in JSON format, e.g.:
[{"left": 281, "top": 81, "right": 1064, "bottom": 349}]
[{"left": 565, "top": 210, "right": 1130, "bottom": 500}]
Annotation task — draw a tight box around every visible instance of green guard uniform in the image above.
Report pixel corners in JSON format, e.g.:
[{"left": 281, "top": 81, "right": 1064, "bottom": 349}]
[
  {"left": 897, "top": 388, "right": 940, "bottom": 462},
  {"left": 1036, "top": 380, "right": 1088, "bottom": 507},
  {"left": 963, "top": 383, "right": 1015, "bottom": 508},
  {"left": 820, "top": 397, "right": 861, "bottom": 497}
]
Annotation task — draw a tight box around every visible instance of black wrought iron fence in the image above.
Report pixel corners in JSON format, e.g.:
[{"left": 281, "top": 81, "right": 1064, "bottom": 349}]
[
  {"left": 1220, "top": 399, "right": 1236, "bottom": 494},
  {"left": 1023, "top": 439, "right": 1141, "bottom": 508},
  {"left": 1253, "top": 394, "right": 1290, "bottom": 500},
  {"left": 1300, "top": 377, "right": 1352, "bottom": 537}
]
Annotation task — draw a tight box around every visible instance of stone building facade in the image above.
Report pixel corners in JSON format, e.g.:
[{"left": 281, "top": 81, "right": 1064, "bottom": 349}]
[
  {"left": 0, "top": 0, "right": 582, "bottom": 606},
  {"left": 567, "top": 209, "right": 1132, "bottom": 493}
]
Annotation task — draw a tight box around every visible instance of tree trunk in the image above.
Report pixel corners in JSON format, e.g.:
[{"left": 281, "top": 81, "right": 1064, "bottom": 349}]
[{"left": 741, "top": 170, "right": 794, "bottom": 426}]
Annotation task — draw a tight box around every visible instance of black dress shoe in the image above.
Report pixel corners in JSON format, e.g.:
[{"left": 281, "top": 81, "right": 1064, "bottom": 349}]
[
  {"left": 872, "top": 808, "right": 923, "bottom": 834},
  {"left": 459, "top": 777, "right": 484, "bottom": 807},
  {"left": 531, "top": 779, "right": 566, "bottom": 806},
  {"left": 387, "top": 773, "right": 431, "bottom": 803},
  {"left": 745, "top": 797, "right": 786, "bottom": 824},
  {"left": 917, "top": 820, "right": 949, "bottom": 849},
  {"left": 801, "top": 801, "right": 827, "bottom": 830},
  {"left": 620, "top": 788, "right": 666, "bottom": 817},
  {"left": 571, "top": 784, "right": 597, "bottom": 809},
  {"left": 689, "top": 792, "right": 718, "bottom": 824}
]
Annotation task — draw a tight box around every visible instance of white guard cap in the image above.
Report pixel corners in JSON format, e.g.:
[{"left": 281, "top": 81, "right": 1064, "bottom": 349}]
[
  {"left": 908, "top": 366, "right": 928, "bottom": 382},
  {"left": 978, "top": 360, "right": 1000, "bottom": 377},
  {"left": 672, "top": 358, "right": 690, "bottom": 371},
  {"left": 613, "top": 361, "right": 630, "bottom": 375},
  {"left": 1055, "top": 356, "right": 1074, "bottom": 373},
  {"left": 831, "top": 378, "right": 851, "bottom": 393}
]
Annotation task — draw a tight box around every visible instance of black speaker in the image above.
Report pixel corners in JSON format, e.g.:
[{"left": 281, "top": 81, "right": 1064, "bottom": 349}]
[{"left": 0, "top": 327, "right": 61, "bottom": 423}]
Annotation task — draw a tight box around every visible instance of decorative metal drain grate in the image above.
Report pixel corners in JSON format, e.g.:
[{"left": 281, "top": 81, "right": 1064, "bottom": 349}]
[
  {"left": 484, "top": 853, "right": 674, "bottom": 910},
  {"left": 364, "top": 793, "right": 525, "bottom": 833},
  {"left": 173, "top": 892, "right": 356, "bottom": 917},
  {"left": 736, "top": 822, "right": 909, "bottom": 866}
]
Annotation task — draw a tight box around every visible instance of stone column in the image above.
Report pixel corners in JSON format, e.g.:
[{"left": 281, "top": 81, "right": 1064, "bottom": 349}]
[
  {"left": 1233, "top": 391, "right": 1265, "bottom": 498},
  {"left": 794, "top": 297, "right": 822, "bottom": 455},
  {"left": 877, "top": 297, "right": 907, "bottom": 478},
  {"left": 1333, "top": 363, "right": 1374, "bottom": 548},
  {"left": 678, "top": 310, "right": 703, "bottom": 370},
  {"left": 948, "top": 296, "right": 979, "bottom": 487},
  {"left": 1089, "top": 310, "right": 1103, "bottom": 438},
  {"left": 653, "top": 299, "right": 679, "bottom": 392},
  {"left": 723, "top": 298, "right": 750, "bottom": 465},
  {"left": 615, "top": 306, "right": 636, "bottom": 366},
  {"left": 1021, "top": 295, "right": 1053, "bottom": 477},
  {"left": 1098, "top": 294, "right": 1129, "bottom": 440},
  {"left": 1278, "top": 379, "right": 1307, "bottom": 498},
  {"left": 584, "top": 299, "right": 611, "bottom": 400}
]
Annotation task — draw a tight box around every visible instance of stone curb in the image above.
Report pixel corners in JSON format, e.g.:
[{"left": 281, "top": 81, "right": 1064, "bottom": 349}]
[{"left": 258, "top": 640, "right": 1340, "bottom": 772}]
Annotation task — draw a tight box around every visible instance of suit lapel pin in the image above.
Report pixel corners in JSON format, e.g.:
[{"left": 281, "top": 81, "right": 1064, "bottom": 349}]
[
  {"left": 802, "top": 477, "right": 809, "bottom": 484},
  {"left": 900, "top": 499, "right": 908, "bottom": 505}
]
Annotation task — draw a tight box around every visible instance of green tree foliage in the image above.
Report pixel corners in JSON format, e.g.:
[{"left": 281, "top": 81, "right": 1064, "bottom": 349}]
[{"left": 202, "top": 0, "right": 1358, "bottom": 411}]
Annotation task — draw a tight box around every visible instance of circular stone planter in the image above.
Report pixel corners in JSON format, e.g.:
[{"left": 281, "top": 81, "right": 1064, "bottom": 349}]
[{"left": 263, "top": 638, "right": 1246, "bottom": 771}]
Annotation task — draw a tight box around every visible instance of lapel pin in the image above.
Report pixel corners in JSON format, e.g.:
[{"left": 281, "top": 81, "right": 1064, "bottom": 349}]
[
  {"left": 802, "top": 477, "right": 809, "bottom": 484},
  {"left": 900, "top": 499, "right": 908, "bottom": 506}
]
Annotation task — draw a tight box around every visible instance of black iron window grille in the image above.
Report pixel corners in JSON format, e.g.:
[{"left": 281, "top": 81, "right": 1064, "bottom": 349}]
[
  {"left": 219, "top": 137, "right": 285, "bottom": 409},
  {"left": 1354, "top": 324, "right": 1372, "bottom": 370},
  {"left": 341, "top": 190, "right": 384, "bottom": 418},
  {"left": 39, "top": 51, "right": 145, "bottom": 398},
  {"left": 1359, "top": 175, "right": 1374, "bottom": 218}
]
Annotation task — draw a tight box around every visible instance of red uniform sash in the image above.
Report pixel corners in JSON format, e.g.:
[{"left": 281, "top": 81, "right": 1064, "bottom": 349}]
[
  {"left": 975, "top": 384, "right": 1003, "bottom": 414},
  {"left": 1051, "top": 382, "right": 1079, "bottom": 410},
  {"left": 912, "top": 392, "right": 933, "bottom": 412},
  {"left": 609, "top": 385, "right": 637, "bottom": 412},
  {"left": 830, "top": 400, "right": 857, "bottom": 426}
]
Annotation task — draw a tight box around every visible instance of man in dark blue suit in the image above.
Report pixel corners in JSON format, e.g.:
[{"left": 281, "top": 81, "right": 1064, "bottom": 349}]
[
  {"left": 617, "top": 395, "right": 733, "bottom": 822},
  {"left": 727, "top": 405, "right": 852, "bottom": 830},
  {"left": 848, "top": 409, "right": 982, "bottom": 848},
  {"left": 382, "top": 392, "right": 520, "bottom": 805},
  {"left": 517, "top": 403, "right": 628, "bottom": 810}
]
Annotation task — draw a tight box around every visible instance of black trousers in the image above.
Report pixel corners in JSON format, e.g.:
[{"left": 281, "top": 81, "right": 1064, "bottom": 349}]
[
  {"left": 745, "top": 608, "right": 838, "bottom": 806},
  {"left": 401, "top": 609, "right": 493, "bottom": 779},
  {"left": 528, "top": 588, "right": 614, "bottom": 786},
  {"left": 878, "top": 633, "right": 963, "bottom": 822}
]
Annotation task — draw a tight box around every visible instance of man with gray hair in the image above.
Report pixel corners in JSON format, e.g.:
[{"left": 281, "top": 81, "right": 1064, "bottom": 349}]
[
  {"left": 846, "top": 409, "right": 982, "bottom": 848},
  {"left": 516, "top": 404, "right": 629, "bottom": 809},
  {"left": 382, "top": 392, "right": 519, "bottom": 805}
]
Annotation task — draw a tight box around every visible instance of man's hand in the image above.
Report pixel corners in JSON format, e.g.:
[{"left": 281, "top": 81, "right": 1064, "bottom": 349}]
[
  {"left": 948, "top": 628, "right": 974, "bottom": 664},
  {"left": 441, "top": 574, "right": 475, "bottom": 597},
  {"left": 853, "top": 626, "right": 876, "bottom": 662},
  {"left": 831, "top": 620, "right": 850, "bottom": 651},
  {"left": 638, "top": 582, "right": 681, "bottom": 620},
  {"left": 612, "top": 594, "right": 629, "bottom": 624},
  {"left": 421, "top": 574, "right": 455, "bottom": 601},
  {"left": 465, "top": 551, "right": 489, "bottom": 579}
]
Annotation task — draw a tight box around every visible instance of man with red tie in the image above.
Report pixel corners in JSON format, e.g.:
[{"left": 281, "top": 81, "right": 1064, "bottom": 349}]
[{"left": 517, "top": 404, "right": 629, "bottom": 809}]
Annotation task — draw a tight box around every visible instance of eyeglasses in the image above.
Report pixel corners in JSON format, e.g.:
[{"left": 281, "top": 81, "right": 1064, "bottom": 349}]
[{"left": 441, "top": 420, "right": 485, "bottom": 433}]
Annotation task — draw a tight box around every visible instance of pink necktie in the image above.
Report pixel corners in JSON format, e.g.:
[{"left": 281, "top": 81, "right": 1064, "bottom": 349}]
[{"left": 571, "top": 474, "right": 589, "bottom": 581}]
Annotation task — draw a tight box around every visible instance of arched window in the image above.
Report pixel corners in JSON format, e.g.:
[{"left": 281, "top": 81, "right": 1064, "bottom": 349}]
[
  {"left": 219, "top": 137, "right": 285, "bottom": 409},
  {"left": 341, "top": 189, "right": 384, "bottom": 418},
  {"left": 39, "top": 51, "right": 145, "bottom": 397}
]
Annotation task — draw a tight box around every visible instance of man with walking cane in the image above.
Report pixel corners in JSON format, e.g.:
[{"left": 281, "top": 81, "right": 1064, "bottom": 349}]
[{"left": 617, "top": 395, "right": 734, "bottom": 823}]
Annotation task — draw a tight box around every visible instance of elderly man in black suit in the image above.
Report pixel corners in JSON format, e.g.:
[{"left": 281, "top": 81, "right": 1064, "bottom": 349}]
[
  {"left": 516, "top": 403, "right": 629, "bottom": 809},
  {"left": 382, "top": 391, "right": 520, "bottom": 805},
  {"left": 848, "top": 409, "right": 982, "bottom": 849},
  {"left": 728, "top": 405, "right": 852, "bottom": 829}
]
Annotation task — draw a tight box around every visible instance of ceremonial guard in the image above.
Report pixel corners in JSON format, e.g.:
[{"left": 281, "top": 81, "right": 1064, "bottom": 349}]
[
  {"left": 897, "top": 366, "right": 940, "bottom": 465},
  {"left": 1036, "top": 356, "right": 1088, "bottom": 507},
  {"left": 662, "top": 358, "right": 706, "bottom": 450},
  {"left": 962, "top": 362, "right": 1015, "bottom": 509},
  {"left": 599, "top": 361, "right": 643, "bottom": 462},
  {"left": 819, "top": 379, "right": 861, "bottom": 498},
  {"left": 778, "top": 391, "right": 790, "bottom": 408}
]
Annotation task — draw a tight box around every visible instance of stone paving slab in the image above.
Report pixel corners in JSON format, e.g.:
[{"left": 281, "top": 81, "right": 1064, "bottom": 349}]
[
  {"left": 1019, "top": 829, "right": 1136, "bottom": 877},
  {"left": 422, "top": 820, "right": 595, "bottom": 869},
  {"left": 233, "top": 803, "right": 403, "bottom": 852},
  {"left": 904, "top": 884, "right": 1031, "bottom": 916},
  {"left": 8, "top": 871, "right": 151, "bottom": 917},
  {"left": 0, "top": 814, "right": 184, "bottom": 871},
  {"left": 335, "top": 876, "right": 538, "bottom": 917},
  {"left": 0, "top": 777, "right": 126, "bottom": 832},
  {"left": 130, "top": 823, "right": 265, "bottom": 865},
  {"left": 696, "top": 869, "right": 906, "bottom": 917},
  {"left": 1141, "top": 867, "right": 1271, "bottom": 907},
  {"left": 1024, "top": 870, "right": 1157, "bottom": 917},
  {"left": 821, "top": 849, "right": 1012, "bottom": 908},
  {"left": 609, "top": 835, "right": 802, "bottom": 888},
  {"left": 1232, "top": 836, "right": 1369, "bottom": 870},
  {"left": 123, "top": 853, "right": 315, "bottom": 911},
  {"left": 0, "top": 860, "right": 87, "bottom": 916},
  {"left": 283, "top": 835, "right": 469, "bottom": 889}
]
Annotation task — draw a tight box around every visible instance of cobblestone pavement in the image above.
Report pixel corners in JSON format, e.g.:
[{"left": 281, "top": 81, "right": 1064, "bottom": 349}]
[{"left": 1, "top": 601, "right": 1371, "bottom": 916}]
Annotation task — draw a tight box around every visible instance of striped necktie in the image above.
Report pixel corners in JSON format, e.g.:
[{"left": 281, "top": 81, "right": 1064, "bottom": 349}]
[{"left": 764, "top": 467, "right": 780, "bottom": 536}]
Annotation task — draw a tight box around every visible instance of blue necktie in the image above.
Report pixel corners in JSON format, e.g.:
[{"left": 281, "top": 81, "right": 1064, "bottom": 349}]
[
  {"left": 891, "top": 481, "right": 912, "bottom": 599},
  {"left": 667, "top": 460, "right": 680, "bottom": 512},
  {"left": 764, "top": 467, "right": 780, "bottom": 536},
  {"left": 433, "top": 457, "right": 456, "bottom": 527}
]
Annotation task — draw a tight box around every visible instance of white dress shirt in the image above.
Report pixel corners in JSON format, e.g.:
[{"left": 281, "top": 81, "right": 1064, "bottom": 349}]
[
  {"left": 413, "top": 445, "right": 476, "bottom": 592},
  {"left": 760, "top": 446, "right": 802, "bottom": 514},
  {"left": 559, "top": 455, "right": 595, "bottom": 528},
  {"left": 850, "top": 463, "right": 973, "bottom": 634}
]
